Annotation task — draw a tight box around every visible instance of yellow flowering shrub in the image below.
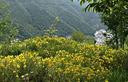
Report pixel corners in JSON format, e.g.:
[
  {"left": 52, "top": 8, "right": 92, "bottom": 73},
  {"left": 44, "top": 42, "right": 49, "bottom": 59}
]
[
  {"left": 42, "top": 50, "right": 109, "bottom": 82},
  {"left": 0, "top": 52, "right": 46, "bottom": 82},
  {"left": 0, "top": 36, "right": 79, "bottom": 58},
  {"left": 0, "top": 36, "right": 128, "bottom": 82}
]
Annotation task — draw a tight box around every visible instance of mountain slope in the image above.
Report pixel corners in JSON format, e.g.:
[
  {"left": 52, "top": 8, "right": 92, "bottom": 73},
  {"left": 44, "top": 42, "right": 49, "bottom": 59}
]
[{"left": 5, "top": 0, "right": 106, "bottom": 38}]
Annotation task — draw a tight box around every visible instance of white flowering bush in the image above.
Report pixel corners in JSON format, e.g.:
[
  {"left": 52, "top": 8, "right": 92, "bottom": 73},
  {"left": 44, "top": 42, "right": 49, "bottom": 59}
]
[{"left": 94, "top": 29, "right": 113, "bottom": 46}]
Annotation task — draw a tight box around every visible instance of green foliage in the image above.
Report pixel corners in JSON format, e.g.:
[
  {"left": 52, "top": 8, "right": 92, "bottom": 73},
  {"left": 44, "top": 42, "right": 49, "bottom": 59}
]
[
  {"left": 107, "top": 69, "right": 128, "bottom": 82},
  {"left": 125, "top": 37, "right": 128, "bottom": 47},
  {"left": 71, "top": 31, "right": 86, "bottom": 42},
  {"left": 74, "top": 0, "right": 128, "bottom": 49},
  {"left": 0, "top": 36, "right": 128, "bottom": 82}
]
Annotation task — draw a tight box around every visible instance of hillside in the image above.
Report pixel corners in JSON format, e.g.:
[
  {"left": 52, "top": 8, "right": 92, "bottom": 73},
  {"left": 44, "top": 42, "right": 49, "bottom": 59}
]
[{"left": 5, "top": 0, "right": 106, "bottom": 38}]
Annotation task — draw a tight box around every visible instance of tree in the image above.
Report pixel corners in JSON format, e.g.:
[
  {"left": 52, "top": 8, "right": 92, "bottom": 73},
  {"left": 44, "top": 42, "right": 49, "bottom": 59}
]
[
  {"left": 0, "top": 0, "right": 19, "bottom": 43},
  {"left": 44, "top": 16, "right": 60, "bottom": 37},
  {"left": 101, "top": 8, "right": 128, "bottom": 49},
  {"left": 72, "top": 0, "right": 128, "bottom": 49}
]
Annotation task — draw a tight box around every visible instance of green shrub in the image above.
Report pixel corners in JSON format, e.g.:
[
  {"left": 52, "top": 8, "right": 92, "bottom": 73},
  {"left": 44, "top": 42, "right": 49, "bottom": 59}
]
[{"left": 71, "top": 31, "right": 86, "bottom": 42}]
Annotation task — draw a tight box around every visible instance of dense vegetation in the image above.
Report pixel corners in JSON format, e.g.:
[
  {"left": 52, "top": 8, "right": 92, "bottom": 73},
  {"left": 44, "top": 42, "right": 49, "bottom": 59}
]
[
  {"left": 0, "top": 36, "right": 128, "bottom": 82},
  {"left": 0, "top": 0, "right": 128, "bottom": 82},
  {"left": 75, "top": 0, "right": 128, "bottom": 49}
]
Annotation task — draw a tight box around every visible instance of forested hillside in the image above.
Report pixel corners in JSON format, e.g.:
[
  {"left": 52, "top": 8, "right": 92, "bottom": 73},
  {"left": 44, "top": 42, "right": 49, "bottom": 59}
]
[{"left": 5, "top": 0, "right": 105, "bottom": 38}]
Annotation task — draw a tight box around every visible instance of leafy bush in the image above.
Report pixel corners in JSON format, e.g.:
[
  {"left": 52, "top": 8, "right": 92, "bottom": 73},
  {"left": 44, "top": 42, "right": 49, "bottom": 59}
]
[{"left": 71, "top": 31, "right": 86, "bottom": 42}]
